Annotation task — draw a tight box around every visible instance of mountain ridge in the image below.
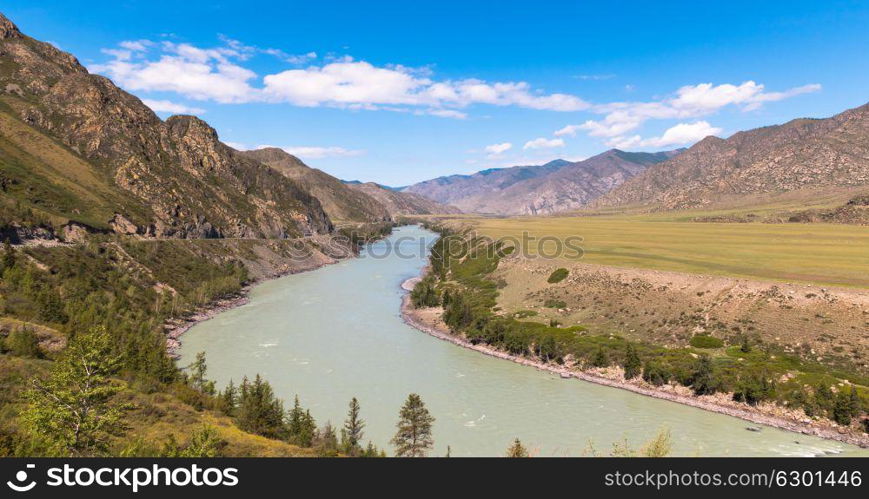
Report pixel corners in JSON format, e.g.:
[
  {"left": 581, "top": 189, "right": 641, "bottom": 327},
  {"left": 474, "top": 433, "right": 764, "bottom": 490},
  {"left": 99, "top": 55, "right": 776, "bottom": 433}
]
[
  {"left": 595, "top": 102, "right": 869, "bottom": 210},
  {"left": 402, "top": 150, "right": 678, "bottom": 215}
]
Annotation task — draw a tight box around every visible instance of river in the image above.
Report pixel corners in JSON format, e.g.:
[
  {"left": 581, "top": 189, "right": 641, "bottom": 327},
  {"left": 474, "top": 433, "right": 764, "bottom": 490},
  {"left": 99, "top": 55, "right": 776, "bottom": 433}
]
[{"left": 178, "top": 225, "right": 867, "bottom": 456}]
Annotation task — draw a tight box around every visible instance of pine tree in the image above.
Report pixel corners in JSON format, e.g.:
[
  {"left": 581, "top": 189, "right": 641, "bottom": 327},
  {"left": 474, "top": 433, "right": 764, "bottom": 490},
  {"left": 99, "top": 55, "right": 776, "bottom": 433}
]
[
  {"left": 342, "top": 397, "right": 365, "bottom": 456},
  {"left": 237, "top": 375, "right": 285, "bottom": 438},
  {"left": 23, "top": 326, "right": 125, "bottom": 456},
  {"left": 623, "top": 344, "right": 641, "bottom": 379},
  {"left": 219, "top": 380, "right": 238, "bottom": 415},
  {"left": 287, "top": 396, "right": 317, "bottom": 447},
  {"left": 188, "top": 351, "right": 209, "bottom": 392},
  {"left": 506, "top": 438, "right": 529, "bottom": 457},
  {"left": 315, "top": 421, "right": 339, "bottom": 456},
  {"left": 391, "top": 393, "right": 435, "bottom": 457}
]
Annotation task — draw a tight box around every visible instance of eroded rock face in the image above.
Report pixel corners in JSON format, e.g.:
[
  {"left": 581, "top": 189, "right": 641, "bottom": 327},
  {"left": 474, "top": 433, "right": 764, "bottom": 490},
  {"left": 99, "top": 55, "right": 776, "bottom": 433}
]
[
  {"left": 0, "top": 13, "right": 332, "bottom": 239},
  {"left": 597, "top": 105, "right": 869, "bottom": 210}
]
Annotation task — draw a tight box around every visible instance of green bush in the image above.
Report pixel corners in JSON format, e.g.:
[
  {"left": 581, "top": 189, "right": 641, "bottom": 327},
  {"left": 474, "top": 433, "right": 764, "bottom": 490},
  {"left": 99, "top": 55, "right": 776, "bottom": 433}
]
[
  {"left": 689, "top": 335, "right": 724, "bottom": 349},
  {"left": 543, "top": 299, "right": 566, "bottom": 309},
  {"left": 547, "top": 268, "right": 569, "bottom": 284}
]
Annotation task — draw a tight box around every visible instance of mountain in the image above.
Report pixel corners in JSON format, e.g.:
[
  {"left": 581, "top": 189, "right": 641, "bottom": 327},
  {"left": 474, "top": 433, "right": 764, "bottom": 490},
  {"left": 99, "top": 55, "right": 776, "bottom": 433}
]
[
  {"left": 347, "top": 182, "right": 461, "bottom": 216},
  {"left": 239, "top": 148, "right": 391, "bottom": 223},
  {"left": 0, "top": 13, "right": 330, "bottom": 238},
  {"left": 402, "top": 152, "right": 676, "bottom": 215},
  {"left": 403, "top": 159, "right": 570, "bottom": 207},
  {"left": 596, "top": 103, "right": 869, "bottom": 210}
]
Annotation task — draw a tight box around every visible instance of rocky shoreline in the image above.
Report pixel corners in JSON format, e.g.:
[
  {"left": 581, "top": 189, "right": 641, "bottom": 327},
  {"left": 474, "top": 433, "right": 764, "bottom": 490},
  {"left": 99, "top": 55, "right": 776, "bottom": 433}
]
[{"left": 399, "top": 274, "right": 869, "bottom": 450}]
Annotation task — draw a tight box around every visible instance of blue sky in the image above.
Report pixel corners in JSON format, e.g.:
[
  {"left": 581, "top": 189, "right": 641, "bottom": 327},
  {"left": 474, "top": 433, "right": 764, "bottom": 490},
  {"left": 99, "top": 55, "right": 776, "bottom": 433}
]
[{"left": 5, "top": 1, "right": 869, "bottom": 185}]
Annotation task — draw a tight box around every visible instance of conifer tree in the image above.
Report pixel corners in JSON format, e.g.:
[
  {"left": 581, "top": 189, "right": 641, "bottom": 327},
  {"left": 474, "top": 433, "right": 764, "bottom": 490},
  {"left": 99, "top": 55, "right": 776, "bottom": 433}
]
[
  {"left": 342, "top": 397, "right": 365, "bottom": 455},
  {"left": 623, "top": 343, "right": 641, "bottom": 379},
  {"left": 506, "top": 438, "right": 529, "bottom": 457},
  {"left": 391, "top": 393, "right": 435, "bottom": 457}
]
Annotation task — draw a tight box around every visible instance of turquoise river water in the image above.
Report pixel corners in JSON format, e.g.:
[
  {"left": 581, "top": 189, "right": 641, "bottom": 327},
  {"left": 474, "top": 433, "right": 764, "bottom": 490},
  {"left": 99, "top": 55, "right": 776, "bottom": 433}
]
[{"left": 178, "top": 225, "right": 867, "bottom": 456}]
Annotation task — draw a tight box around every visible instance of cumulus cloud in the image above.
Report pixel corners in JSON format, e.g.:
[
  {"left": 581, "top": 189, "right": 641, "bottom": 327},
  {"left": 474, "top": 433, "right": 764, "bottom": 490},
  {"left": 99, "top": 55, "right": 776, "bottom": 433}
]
[
  {"left": 141, "top": 99, "right": 206, "bottom": 115},
  {"left": 607, "top": 121, "right": 722, "bottom": 149},
  {"left": 92, "top": 39, "right": 590, "bottom": 116},
  {"left": 484, "top": 142, "right": 512, "bottom": 156},
  {"left": 91, "top": 41, "right": 258, "bottom": 103},
  {"left": 256, "top": 145, "right": 365, "bottom": 160},
  {"left": 523, "top": 137, "right": 565, "bottom": 150},
  {"left": 555, "top": 80, "right": 820, "bottom": 148}
]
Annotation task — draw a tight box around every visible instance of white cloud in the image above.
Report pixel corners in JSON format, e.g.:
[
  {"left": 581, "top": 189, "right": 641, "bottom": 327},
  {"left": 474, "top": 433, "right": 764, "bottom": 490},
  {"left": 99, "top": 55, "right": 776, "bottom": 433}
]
[
  {"left": 93, "top": 39, "right": 590, "bottom": 116},
  {"left": 607, "top": 121, "right": 722, "bottom": 149},
  {"left": 119, "top": 39, "right": 153, "bottom": 52},
  {"left": 256, "top": 145, "right": 365, "bottom": 160},
  {"left": 91, "top": 41, "right": 258, "bottom": 103},
  {"left": 141, "top": 99, "right": 206, "bottom": 115},
  {"left": 484, "top": 142, "right": 512, "bottom": 156},
  {"left": 558, "top": 80, "right": 820, "bottom": 148},
  {"left": 422, "top": 109, "right": 468, "bottom": 119},
  {"left": 523, "top": 137, "right": 565, "bottom": 150}
]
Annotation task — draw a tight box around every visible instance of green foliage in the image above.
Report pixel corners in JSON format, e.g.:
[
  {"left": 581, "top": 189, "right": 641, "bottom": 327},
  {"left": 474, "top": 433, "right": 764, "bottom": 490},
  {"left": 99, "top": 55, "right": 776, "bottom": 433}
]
[
  {"left": 546, "top": 268, "right": 569, "bottom": 284},
  {"left": 410, "top": 275, "right": 440, "bottom": 308},
  {"left": 732, "top": 370, "right": 776, "bottom": 405},
  {"left": 689, "top": 335, "right": 724, "bottom": 349},
  {"left": 287, "top": 396, "right": 317, "bottom": 447},
  {"left": 642, "top": 361, "right": 671, "bottom": 386},
  {"left": 3, "top": 327, "right": 41, "bottom": 358},
  {"left": 592, "top": 347, "right": 608, "bottom": 368},
  {"left": 161, "top": 426, "right": 225, "bottom": 457},
  {"left": 236, "top": 375, "right": 285, "bottom": 439},
  {"left": 314, "top": 421, "right": 339, "bottom": 457},
  {"left": 623, "top": 344, "right": 642, "bottom": 380},
  {"left": 543, "top": 299, "right": 567, "bottom": 309},
  {"left": 342, "top": 397, "right": 365, "bottom": 456},
  {"left": 391, "top": 393, "right": 435, "bottom": 457},
  {"left": 22, "top": 327, "right": 125, "bottom": 456},
  {"left": 690, "top": 355, "right": 720, "bottom": 396}
]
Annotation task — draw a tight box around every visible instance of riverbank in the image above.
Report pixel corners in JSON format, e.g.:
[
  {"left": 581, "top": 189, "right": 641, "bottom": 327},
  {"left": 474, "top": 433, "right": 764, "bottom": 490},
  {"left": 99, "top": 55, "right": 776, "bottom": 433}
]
[{"left": 399, "top": 275, "right": 869, "bottom": 449}]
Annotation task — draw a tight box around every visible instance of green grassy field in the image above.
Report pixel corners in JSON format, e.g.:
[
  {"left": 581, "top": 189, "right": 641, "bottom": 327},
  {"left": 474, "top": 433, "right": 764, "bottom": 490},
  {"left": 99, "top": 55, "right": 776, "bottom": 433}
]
[{"left": 446, "top": 214, "right": 869, "bottom": 288}]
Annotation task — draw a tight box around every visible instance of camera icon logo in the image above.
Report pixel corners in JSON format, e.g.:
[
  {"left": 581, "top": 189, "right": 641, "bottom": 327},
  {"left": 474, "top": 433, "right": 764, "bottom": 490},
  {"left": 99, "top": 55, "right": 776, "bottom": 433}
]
[{"left": 7, "top": 464, "right": 36, "bottom": 492}]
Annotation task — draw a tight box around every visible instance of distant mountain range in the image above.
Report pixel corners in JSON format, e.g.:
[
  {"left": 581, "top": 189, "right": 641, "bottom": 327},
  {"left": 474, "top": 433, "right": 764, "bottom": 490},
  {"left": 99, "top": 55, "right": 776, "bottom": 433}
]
[
  {"left": 402, "top": 152, "right": 679, "bottom": 215},
  {"left": 0, "top": 13, "right": 454, "bottom": 241},
  {"left": 595, "top": 103, "right": 869, "bottom": 210}
]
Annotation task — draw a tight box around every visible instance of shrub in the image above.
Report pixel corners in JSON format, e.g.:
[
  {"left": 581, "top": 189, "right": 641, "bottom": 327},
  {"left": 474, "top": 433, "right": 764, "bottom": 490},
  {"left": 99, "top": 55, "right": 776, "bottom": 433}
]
[
  {"left": 4, "top": 327, "right": 41, "bottom": 358},
  {"left": 543, "top": 299, "right": 566, "bottom": 309},
  {"left": 547, "top": 268, "right": 569, "bottom": 284},
  {"left": 689, "top": 335, "right": 724, "bottom": 349}
]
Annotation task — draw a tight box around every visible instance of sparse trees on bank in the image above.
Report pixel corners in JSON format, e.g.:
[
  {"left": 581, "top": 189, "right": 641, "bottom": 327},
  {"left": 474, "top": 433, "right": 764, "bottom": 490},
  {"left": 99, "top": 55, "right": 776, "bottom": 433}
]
[{"left": 391, "top": 393, "right": 435, "bottom": 457}]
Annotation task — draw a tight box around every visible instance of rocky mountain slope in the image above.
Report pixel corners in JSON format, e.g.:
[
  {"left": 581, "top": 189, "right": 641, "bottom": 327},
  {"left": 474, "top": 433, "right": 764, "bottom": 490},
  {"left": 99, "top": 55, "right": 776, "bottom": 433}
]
[
  {"left": 403, "top": 151, "right": 676, "bottom": 215},
  {"left": 239, "top": 148, "right": 391, "bottom": 223},
  {"left": 0, "top": 13, "right": 330, "bottom": 239},
  {"left": 596, "top": 103, "right": 869, "bottom": 210},
  {"left": 347, "top": 182, "right": 461, "bottom": 216},
  {"left": 403, "top": 159, "right": 569, "bottom": 207}
]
